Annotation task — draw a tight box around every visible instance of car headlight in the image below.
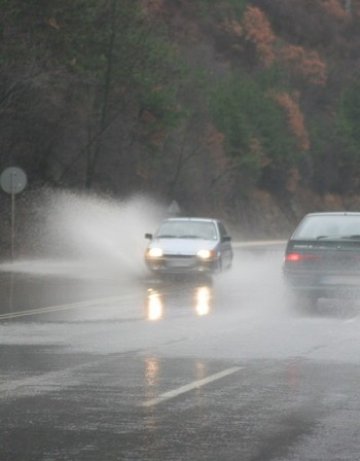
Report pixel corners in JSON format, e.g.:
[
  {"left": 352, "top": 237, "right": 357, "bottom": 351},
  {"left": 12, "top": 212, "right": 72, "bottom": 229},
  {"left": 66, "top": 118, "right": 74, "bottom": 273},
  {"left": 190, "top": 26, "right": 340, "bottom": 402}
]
[
  {"left": 147, "top": 247, "right": 164, "bottom": 258},
  {"left": 197, "top": 249, "right": 216, "bottom": 260}
]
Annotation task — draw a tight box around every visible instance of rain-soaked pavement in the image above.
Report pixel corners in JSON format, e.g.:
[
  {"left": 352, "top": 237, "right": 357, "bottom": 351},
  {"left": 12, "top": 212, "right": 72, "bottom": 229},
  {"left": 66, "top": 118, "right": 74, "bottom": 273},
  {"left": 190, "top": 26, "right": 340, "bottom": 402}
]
[{"left": 1, "top": 246, "right": 360, "bottom": 460}]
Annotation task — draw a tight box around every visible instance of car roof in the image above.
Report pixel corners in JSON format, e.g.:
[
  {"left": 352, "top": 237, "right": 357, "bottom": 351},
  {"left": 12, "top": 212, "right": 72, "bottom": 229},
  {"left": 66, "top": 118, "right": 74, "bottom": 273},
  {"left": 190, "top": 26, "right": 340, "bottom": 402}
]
[{"left": 305, "top": 212, "right": 360, "bottom": 217}]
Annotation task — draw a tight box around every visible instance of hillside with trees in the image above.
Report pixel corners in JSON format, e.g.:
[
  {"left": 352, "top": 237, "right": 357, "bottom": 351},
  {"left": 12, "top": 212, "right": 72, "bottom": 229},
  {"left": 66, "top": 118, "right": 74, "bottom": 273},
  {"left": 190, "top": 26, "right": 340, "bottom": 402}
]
[{"left": 1, "top": 0, "right": 360, "bottom": 236}]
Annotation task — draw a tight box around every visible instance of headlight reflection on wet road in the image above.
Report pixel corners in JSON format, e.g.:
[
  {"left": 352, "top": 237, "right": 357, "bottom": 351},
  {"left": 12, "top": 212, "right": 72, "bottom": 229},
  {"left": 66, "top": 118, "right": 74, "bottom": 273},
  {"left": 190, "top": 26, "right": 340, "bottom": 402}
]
[
  {"left": 194, "top": 286, "right": 212, "bottom": 317},
  {"left": 145, "top": 283, "right": 212, "bottom": 321},
  {"left": 146, "top": 289, "right": 164, "bottom": 321}
]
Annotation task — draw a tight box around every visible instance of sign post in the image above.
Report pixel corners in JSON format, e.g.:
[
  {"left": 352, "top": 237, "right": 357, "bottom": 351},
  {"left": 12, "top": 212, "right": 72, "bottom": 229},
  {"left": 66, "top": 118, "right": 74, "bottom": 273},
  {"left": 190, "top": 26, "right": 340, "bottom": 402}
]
[{"left": 0, "top": 167, "right": 27, "bottom": 259}]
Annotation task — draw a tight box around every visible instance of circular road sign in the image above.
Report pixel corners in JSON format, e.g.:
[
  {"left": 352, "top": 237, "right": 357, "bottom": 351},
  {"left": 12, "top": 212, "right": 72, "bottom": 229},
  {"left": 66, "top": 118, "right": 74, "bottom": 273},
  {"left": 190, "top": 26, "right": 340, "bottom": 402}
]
[{"left": 0, "top": 167, "right": 27, "bottom": 195}]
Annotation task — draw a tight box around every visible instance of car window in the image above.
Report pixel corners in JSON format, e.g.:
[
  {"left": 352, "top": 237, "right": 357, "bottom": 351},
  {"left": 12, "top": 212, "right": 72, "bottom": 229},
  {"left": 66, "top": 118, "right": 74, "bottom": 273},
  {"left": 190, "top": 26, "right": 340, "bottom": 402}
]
[
  {"left": 293, "top": 215, "right": 360, "bottom": 239},
  {"left": 156, "top": 221, "right": 218, "bottom": 240}
]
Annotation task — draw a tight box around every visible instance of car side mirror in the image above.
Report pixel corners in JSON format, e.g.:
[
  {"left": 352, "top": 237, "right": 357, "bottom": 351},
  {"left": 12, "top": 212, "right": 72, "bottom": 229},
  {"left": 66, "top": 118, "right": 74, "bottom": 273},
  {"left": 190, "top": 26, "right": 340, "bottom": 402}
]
[
  {"left": 145, "top": 233, "right": 153, "bottom": 240},
  {"left": 222, "top": 235, "right": 231, "bottom": 242}
]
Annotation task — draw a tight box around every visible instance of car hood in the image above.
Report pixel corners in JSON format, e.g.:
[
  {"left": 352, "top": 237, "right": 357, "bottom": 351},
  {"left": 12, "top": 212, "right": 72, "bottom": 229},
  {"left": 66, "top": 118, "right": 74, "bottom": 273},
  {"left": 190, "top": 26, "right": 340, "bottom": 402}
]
[{"left": 149, "top": 238, "right": 217, "bottom": 255}]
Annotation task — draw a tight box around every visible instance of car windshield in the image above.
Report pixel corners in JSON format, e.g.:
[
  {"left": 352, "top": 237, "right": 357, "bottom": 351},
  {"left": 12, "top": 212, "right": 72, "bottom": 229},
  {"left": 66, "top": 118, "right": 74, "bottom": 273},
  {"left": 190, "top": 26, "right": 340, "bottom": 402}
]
[
  {"left": 156, "top": 220, "right": 218, "bottom": 240},
  {"left": 292, "top": 215, "right": 360, "bottom": 240}
]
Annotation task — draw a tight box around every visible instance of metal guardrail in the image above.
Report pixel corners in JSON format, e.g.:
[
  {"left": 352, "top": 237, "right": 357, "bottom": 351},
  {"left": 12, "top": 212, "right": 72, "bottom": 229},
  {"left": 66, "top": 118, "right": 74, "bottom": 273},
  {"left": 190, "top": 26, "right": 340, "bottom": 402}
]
[{"left": 232, "top": 240, "right": 286, "bottom": 249}]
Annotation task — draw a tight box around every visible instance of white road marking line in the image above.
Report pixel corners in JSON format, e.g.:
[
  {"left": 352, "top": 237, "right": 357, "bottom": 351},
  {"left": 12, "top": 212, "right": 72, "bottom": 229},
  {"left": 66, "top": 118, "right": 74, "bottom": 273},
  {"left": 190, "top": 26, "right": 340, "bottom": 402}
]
[
  {"left": 142, "top": 366, "right": 242, "bottom": 407},
  {"left": 0, "top": 294, "right": 137, "bottom": 320}
]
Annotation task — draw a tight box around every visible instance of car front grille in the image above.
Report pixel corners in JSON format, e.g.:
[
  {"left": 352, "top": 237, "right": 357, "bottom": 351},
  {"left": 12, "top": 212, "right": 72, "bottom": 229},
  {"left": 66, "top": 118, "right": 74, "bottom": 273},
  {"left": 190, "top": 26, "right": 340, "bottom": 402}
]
[{"left": 164, "top": 254, "right": 193, "bottom": 258}]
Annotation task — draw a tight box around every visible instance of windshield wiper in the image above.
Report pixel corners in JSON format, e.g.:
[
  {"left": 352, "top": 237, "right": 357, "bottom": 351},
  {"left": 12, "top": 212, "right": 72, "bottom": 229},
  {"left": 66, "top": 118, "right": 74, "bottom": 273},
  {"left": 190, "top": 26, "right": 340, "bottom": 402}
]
[
  {"left": 157, "top": 234, "right": 176, "bottom": 238},
  {"left": 316, "top": 235, "right": 340, "bottom": 240}
]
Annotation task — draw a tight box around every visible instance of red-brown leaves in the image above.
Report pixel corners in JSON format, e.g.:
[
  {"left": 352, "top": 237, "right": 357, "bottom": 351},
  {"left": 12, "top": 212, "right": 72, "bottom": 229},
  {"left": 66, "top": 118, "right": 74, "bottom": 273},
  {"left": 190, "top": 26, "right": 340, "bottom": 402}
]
[
  {"left": 273, "top": 92, "right": 310, "bottom": 151},
  {"left": 140, "top": 0, "right": 165, "bottom": 15},
  {"left": 242, "top": 6, "right": 275, "bottom": 46},
  {"left": 320, "top": 0, "right": 349, "bottom": 20},
  {"left": 280, "top": 45, "right": 327, "bottom": 86},
  {"left": 242, "top": 6, "right": 276, "bottom": 67},
  {"left": 239, "top": 6, "right": 327, "bottom": 85}
]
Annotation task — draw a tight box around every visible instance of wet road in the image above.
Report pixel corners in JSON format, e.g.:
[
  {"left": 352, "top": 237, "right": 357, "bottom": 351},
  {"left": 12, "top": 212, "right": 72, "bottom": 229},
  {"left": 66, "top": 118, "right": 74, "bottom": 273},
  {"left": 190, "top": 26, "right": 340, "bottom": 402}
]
[{"left": 1, "top": 244, "right": 360, "bottom": 460}]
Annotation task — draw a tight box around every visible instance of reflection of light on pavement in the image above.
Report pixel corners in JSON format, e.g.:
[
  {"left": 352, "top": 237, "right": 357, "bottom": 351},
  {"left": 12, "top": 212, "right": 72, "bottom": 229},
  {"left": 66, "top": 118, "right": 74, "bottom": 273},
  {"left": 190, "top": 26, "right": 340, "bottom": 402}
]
[
  {"left": 286, "top": 358, "right": 303, "bottom": 391},
  {"left": 195, "top": 286, "right": 211, "bottom": 316},
  {"left": 194, "top": 360, "right": 208, "bottom": 407},
  {"left": 145, "top": 356, "right": 160, "bottom": 387},
  {"left": 146, "top": 289, "right": 163, "bottom": 321},
  {"left": 195, "top": 360, "right": 207, "bottom": 380},
  {"left": 144, "top": 357, "right": 160, "bottom": 423}
]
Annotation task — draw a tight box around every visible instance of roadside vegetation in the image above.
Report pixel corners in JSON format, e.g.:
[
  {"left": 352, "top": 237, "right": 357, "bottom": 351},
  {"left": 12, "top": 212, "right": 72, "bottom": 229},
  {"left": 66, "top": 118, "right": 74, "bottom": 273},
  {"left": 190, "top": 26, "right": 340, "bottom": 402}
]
[{"left": 1, "top": 0, "right": 360, "bottom": 236}]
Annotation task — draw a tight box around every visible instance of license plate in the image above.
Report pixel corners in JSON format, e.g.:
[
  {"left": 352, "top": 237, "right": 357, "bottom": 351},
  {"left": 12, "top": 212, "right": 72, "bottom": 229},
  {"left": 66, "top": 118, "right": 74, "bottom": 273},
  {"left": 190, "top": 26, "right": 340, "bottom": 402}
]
[{"left": 166, "top": 258, "right": 193, "bottom": 268}]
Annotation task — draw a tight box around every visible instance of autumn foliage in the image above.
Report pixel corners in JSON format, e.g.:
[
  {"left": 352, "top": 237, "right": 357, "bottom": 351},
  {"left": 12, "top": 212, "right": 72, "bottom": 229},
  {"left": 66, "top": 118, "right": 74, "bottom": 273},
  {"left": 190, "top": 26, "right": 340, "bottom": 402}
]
[
  {"left": 2, "top": 0, "right": 360, "bottom": 218},
  {"left": 239, "top": 6, "right": 327, "bottom": 86},
  {"left": 280, "top": 45, "right": 327, "bottom": 86},
  {"left": 242, "top": 6, "right": 276, "bottom": 67},
  {"left": 320, "top": 0, "right": 349, "bottom": 19},
  {"left": 140, "top": 0, "right": 165, "bottom": 14},
  {"left": 273, "top": 92, "right": 310, "bottom": 151}
]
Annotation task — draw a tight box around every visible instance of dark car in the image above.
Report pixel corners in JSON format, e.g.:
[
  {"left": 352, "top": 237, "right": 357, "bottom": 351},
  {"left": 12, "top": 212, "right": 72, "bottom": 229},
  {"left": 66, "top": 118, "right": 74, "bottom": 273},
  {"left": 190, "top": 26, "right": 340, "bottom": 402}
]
[
  {"left": 283, "top": 212, "right": 360, "bottom": 309},
  {"left": 144, "top": 217, "right": 233, "bottom": 276}
]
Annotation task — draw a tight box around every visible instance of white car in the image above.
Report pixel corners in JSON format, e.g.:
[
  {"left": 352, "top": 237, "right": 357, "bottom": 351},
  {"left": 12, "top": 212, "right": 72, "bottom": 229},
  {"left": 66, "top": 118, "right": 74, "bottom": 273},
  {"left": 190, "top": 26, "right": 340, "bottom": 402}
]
[{"left": 144, "top": 217, "right": 233, "bottom": 275}]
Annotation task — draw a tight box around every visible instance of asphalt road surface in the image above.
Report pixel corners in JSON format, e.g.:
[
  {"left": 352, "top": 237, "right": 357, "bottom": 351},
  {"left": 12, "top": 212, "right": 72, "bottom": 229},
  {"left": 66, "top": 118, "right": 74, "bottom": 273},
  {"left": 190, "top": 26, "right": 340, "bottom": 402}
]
[{"left": 1, "top": 244, "right": 360, "bottom": 461}]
